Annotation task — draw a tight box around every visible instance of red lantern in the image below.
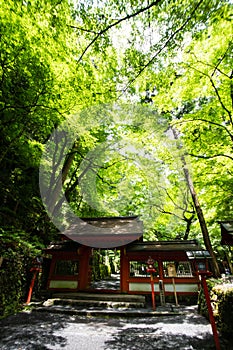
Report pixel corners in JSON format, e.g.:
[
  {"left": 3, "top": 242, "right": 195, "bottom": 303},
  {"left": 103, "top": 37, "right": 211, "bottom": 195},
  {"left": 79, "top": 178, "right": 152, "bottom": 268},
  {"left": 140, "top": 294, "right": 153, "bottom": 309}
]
[{"left": 146, "top": 256, "right": 156, "bottom": 273}]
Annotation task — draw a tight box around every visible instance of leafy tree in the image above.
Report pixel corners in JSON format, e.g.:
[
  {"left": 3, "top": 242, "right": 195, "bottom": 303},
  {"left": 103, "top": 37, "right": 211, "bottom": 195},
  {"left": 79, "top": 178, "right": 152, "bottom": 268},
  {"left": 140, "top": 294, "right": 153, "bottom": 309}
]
[
  {"left": 0, "top": 0, "right": 73, "bottom": 237},
  {"left": 149, "top": 1, "right": 232, "bottom": 274},
  {"left": 0, "top": 0, "right": 119, "bottom": 241},
  {"left": 1, "top": 0, "right": 232, "bottom": 289},
  {"left": 42, "top": 104, "right": 197, "bottom": 244}
]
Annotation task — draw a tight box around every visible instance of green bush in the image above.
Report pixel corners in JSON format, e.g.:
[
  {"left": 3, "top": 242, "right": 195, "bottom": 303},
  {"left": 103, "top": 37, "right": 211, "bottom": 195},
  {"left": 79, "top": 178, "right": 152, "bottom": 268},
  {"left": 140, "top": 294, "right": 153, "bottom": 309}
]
[
  {"left": 99, "top": 263, "right": 110, "bottom": 280},
  {"left": 198, "top": 278, "right": 220, "bottom": 319},
  {"left": 212, "top": 284, "right": 233, "bottom": 338},
  {"left": 0, "top": 230, "right": 41, "bottom": 318},
  {"left": 198, "top": 278, "right": 233, "bottom": 339}
]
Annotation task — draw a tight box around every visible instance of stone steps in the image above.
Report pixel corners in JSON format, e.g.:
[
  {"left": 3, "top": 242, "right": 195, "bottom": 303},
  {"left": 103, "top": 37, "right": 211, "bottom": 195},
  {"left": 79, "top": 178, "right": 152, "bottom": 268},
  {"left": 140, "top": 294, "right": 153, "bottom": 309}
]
[
  {"left": 51, "top": 292, "right": 145, "bottom": 303},
  {"left": 43, "top": 298, "right": 145, "bottom": 309},
  {"left": 43, "top": 293, "right": 146, "bottom": 309},
  {"left": 30, "top": 292, "right": 185, "bottom": 317}
]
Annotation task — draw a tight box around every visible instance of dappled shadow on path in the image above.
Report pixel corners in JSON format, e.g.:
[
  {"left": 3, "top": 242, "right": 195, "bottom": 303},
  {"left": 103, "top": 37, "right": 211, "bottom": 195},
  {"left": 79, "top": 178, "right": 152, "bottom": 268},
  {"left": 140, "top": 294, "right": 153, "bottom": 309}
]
[
  {"left": 104, "top": 313, "right": 217, "bottom": 350},
  {"left": 105, "top": 327, "right": 215, "bottom": 350},
  {"left": 0, "top": 306, "right": 231, "bottom": 350},
  {"left": 0, "top": 311, "right": 67, "bottom": 350}
]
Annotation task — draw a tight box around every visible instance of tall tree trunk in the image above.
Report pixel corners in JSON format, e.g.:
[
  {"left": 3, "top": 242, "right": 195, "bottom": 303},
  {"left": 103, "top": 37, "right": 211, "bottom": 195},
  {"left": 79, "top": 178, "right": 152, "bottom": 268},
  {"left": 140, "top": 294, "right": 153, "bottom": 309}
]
[{"left": 172, "top": 128, "right": 220, "bottom": 277}]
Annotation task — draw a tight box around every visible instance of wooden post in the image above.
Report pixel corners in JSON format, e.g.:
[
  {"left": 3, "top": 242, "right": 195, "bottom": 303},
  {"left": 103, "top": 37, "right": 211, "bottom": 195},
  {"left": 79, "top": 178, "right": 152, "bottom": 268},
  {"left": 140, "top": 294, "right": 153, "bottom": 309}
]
[
  {"left": 150, "top": 273, "right": 156, "bottom": 311},
  {"left": 225, "top": 248, "right": 233, "bottom": 275},
  {"left": 172, "top": 277, "right": 179, "bottom": 306},
  {"left": 159, "top": 279, "right": 165, "bottom": 306}
]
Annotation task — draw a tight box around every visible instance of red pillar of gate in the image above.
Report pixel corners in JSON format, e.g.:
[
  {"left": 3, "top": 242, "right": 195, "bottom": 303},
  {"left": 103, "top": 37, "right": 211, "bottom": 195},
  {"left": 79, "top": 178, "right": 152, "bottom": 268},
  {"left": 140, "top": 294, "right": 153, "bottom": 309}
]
[
  {"left": 26, "top": 267, "right": 41, "bottom": 304},
  {"left": 200, "top": 273, "right": 221, "bottom": 350},
  {"left": 78, "top": 247, "right": 92, "bottom": 290},
  {"left": 120, "top": 247, "right": 129, "bottom": 293}
]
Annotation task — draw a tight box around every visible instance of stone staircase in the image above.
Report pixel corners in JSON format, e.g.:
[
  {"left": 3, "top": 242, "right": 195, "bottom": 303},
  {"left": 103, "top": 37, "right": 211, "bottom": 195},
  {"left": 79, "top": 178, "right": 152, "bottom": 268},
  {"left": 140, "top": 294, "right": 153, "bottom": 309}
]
[
  {"left": 31, "top": 292, "right": 183, "bottom": 317},
  {"left": 43, "top": 292, "right": 146, "bottom": 310}
]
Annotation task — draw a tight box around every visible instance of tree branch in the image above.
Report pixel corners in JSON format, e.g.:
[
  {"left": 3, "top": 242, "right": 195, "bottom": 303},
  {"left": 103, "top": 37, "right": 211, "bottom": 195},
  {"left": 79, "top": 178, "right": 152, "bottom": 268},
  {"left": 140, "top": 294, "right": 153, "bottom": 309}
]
[
  {"left": 230, "top": 69, "right": 233, "bottom": 113},
  {"left": 186, "top": 64, "right": 233, "bottom": 125},
  {"left": 77, "top": 0, "right": 163, "bottom": 62},
  {"left": 189, "top": 152, "right": 233, "bottom": 161},
  {"left": 172, "top": 117, "right": 233, "bottom": 143},
  {"left": 211, "top": 41, "right": 232, "bottom": 78},
  {"left": 91, "top": 168, "right": 117, "bottom": 187},
  {"left": 0, "top": 103, "right": 65, "bottom": 116},
  {"left": 161, "top": 186, "right": 194, "bottom": 214},
  {"left": 64, "top": 152, "right": 127, "bottom": 197},
  {"left": 119, "top": 0, "right": 205, "bottom": 97},
  {"left": 70, "top": 25, "right": 98, "bottom": 34},
  {"left": 191, "top": 57, "right": 231, "bottom": 79},
  {"left": 153, "top": 205, "right": 185, "bottom": 221}
]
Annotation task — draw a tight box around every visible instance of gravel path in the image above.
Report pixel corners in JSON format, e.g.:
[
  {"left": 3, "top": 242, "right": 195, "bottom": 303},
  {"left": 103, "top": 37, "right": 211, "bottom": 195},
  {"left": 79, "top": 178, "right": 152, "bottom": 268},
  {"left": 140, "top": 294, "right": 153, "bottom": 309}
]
[{"left": 0, "top": 305, "right": 230, "bottom": 350}]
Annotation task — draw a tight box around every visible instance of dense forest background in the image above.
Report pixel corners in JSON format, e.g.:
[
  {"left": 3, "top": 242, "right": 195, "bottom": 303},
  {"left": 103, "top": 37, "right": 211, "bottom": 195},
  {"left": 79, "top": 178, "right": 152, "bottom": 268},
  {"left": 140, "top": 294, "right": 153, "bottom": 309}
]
[{"left": 0, "top": 0, "right": 233, "bottom": 310}]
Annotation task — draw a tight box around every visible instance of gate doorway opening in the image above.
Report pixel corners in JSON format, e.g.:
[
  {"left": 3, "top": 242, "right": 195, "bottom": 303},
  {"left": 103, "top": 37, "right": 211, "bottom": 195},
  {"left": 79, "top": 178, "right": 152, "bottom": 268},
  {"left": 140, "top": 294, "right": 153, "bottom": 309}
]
[{"left": 89, "top": 249, "right": 121, "bottom": 291}]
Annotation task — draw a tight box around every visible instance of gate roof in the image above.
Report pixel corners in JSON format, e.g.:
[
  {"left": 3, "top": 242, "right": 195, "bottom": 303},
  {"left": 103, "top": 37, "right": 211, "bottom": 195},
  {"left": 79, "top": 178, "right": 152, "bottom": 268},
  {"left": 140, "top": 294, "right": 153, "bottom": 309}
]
[{"left": 62, "top": 216, "right": 143, "bottom": 248}]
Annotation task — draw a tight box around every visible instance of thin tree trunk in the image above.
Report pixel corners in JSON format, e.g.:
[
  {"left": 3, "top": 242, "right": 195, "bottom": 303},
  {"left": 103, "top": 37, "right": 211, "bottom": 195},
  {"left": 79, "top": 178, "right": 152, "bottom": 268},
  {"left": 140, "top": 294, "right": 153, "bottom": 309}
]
[
  {"left": 183, "top": 213, "right": 195, "bottom": 240},
  {"left": 46, "top": 142, "right": 78, "bottom": 215},
  {"left": 172, "top": 128, "right": 220, "bottom": 277}
]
